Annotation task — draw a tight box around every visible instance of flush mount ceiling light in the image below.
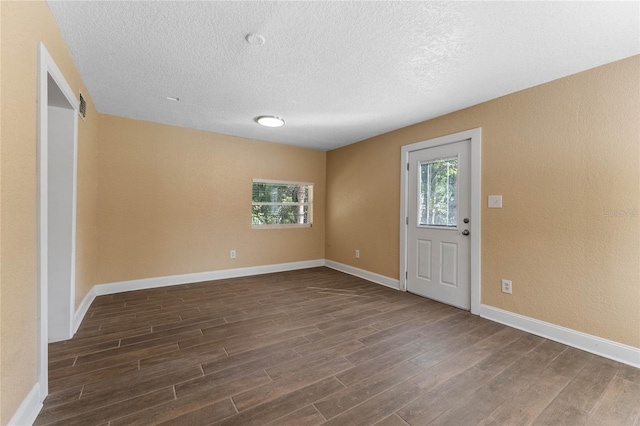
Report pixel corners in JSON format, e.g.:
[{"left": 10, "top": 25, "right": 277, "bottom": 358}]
[
  {"left": 255, "top": 116, "right": 285, "bottom": 128},
  {"left": 166, "top": 96, "right": 179, "bottom": 102}
]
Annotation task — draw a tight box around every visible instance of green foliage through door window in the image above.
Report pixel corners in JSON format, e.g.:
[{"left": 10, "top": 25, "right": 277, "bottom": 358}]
[{"left": 419, "top": 158, "right": 457, "bottom": 227}]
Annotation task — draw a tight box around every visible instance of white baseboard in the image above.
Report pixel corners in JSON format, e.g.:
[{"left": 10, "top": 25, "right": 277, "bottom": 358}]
[
  {"left": 8, "top": 383, "right": 42, "bottom": 426},
  {"left": 74, "top": 286, "right": 96, "bottom": 333},
  {"left": 325, "top": 260, "right": 399, "bottom": 290},
  {"left": 69, "top": 260, "right": 326, "bottom": 332},
  {"left": 92, "top": 259, "right": 326, "bottom": 297},
  {"left": 69, "top": 261, "right": 639, "bottom": 371},
  {"left": 480, "top": 304, "right": 640, "bottom": 369}
]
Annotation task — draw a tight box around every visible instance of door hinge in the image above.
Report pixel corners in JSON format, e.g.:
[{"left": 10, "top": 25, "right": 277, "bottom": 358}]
[
  {"left": 406, "top": 163, "right": 409, "bottom": 171},
  {"left": 406, "top": 217, "right": 409, "bottom": 225},
  {"left": 406, "top": 271, "right": 408, "bottom": 281}
]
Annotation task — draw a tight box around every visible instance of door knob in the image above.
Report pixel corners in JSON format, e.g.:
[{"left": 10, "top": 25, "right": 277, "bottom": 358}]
[{"left": 462, "top": 230, "right": 470, "bottom": 236}]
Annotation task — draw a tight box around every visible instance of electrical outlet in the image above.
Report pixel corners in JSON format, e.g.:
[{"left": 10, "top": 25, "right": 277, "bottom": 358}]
[
  {"left": 355, "top": 249, "right": 360, "bottom": 259},
  {"left": 501, "top": 279, "right": 512, "bottom": 294},
  {"left": 230, "top": 250, "right": 236, "bottom": 259}
]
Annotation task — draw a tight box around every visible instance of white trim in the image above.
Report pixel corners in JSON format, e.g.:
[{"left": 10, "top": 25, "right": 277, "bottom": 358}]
[
  {"left": 37, "top": 41, "right": 79, "bottom": 402},
  {"left": 67, "top": 262, "right": 639, "bottom": 373},
  {"left": 252, "top": 178, "right": 314, "bottom": 186},
  {"left": 73, "top": 286, "right": 97, "bottom": 333},
  {"left": 71, "top": 260, "right": 323, "bottom": 330},
  {"left": 252, "top": 202, "right": 311, "bottom": 206},
  {"left": 8, "top": 383, "right": 43, "bottom": 426},
  {"left": 400, "top": 128, "right": 482, "bottom": 314},
  {"left": 480, "top": 304, "right": 640, "bottom": 368},
  {"left": 469, "top": 130, "right": 482, "bottom": 314},
  {"left": 325, "top": 260, "right": 400, "bottom": 290},
  {"left": 92, "top": 260, "right": 325, "bottom": 296},
  {"left": 69, "top": 103, "right": 79, "bottom": 334},
  {"left": 252, "top": 223, "right": 311, "bottom": 230},
  {"left": 36, "top": 40, "right": 49, "bottom": 407},
  {"left": 71, "top": 260, "right": 393, "bottom": 329}
]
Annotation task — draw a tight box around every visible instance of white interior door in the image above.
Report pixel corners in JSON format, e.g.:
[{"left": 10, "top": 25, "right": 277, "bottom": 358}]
[{"left": 407, "top": 139, "right": 471, "bottom": 310}]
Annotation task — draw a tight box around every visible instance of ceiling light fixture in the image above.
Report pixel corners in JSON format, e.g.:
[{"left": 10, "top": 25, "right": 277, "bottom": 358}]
[
  {"left": 255, "top": 116, "right": 285, "bottom": 128},
  {"left": 166, "top": 96, "right": 179, "bottom": 102}
]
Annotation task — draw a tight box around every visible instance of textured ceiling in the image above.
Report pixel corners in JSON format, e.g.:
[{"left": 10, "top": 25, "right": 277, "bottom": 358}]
[{"left": 47, "top": 1, "right": 639, "bottom": 151}]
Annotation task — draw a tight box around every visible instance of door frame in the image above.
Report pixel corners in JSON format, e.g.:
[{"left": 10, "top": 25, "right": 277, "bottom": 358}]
[
  {"left": 400, "top": 128, "right": 481, "bottom": 314},
  {"left": 37, "top": 42, "right": 79, "bottom": 400}
]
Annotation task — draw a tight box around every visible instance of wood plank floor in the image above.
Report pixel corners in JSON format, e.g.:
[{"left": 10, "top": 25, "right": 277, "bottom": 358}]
[{"left": 37, "top": 267, "right": 640, "bottom": 425}]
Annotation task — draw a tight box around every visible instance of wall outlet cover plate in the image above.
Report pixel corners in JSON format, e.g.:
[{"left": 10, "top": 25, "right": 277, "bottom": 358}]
[{"left": 488, "top": 195, "right": 503, "bottom": 208}]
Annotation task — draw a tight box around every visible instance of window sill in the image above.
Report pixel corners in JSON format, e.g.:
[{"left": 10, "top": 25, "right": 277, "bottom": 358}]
[{"left": 252, "top": 224, "right": 312, "bottom": 229}]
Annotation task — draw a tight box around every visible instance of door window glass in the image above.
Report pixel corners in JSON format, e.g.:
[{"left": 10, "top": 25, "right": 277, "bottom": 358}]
[{"left": 419, "top": 157, "right": 458, "bottom": 227}]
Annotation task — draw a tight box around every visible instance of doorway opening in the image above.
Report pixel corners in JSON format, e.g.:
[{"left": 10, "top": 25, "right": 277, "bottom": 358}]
[
  {"left": 37, "top": 42, "right": 79, "bottom": 401},
  {"left": 400, "top": 128, "right": 481, "bottom": 314}
]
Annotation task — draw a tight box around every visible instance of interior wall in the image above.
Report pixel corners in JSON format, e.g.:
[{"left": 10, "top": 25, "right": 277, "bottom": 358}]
[
  {"left": 326, "top": 55, "right": 640, "bottom": 348},
  {"left": 96, "top": 115, "right": 326, "bottom": 284},
  {"left": 0, "top": 1, "right": 98, "bottom": 422},
  {"left": 0, "top": 1, "right": 637, "bottom": 421}
]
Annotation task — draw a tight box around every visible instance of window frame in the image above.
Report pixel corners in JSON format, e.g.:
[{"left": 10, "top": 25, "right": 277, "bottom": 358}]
[
  {"left": 251, "top": 179, "right": 314, "bottom": 229},
  {"left": 417, "top": 155, "right": 460, "bottom": 229}
]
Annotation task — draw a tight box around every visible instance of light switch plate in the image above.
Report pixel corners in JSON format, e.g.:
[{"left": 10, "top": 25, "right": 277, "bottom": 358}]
[{"left": 488, "top": 195, "right": 503, "bottom": 208}]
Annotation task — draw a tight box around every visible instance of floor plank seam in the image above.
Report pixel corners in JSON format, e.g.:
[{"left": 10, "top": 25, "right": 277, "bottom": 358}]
[
  {"left": 229, "top": 395, "right": 240, "bottom": 414},
  {"left": 36, "top": 269, "right": 640, "bottom": 426}
]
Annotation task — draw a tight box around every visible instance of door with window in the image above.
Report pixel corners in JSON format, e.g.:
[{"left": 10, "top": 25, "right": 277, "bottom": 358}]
[{"left": 407, "top": 139, "right": 471, "bottom": 310}]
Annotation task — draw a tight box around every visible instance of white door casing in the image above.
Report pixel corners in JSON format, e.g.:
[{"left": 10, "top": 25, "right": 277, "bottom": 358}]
[
  {"left": 400, "top": 128, "right": 481, "bottom": 314},
  {"left": 37, "top": 42, "right": 79, "bottom": 402},
  {"left": 407, "top": 140, "right": 471, "bottom": 309}
]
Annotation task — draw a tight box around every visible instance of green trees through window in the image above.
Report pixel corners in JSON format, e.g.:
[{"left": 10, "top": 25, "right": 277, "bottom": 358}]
[
  {"left": 419, "top": 158, "right": 458, "bottom": 227},
  {"left": 252, "top": 181, "right": 312, "bottom": 226}
]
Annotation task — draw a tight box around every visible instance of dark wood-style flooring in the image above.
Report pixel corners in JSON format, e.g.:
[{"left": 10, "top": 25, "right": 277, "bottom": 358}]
[{"left": 37, "top": 267, "right": 640, "bottom": 425}]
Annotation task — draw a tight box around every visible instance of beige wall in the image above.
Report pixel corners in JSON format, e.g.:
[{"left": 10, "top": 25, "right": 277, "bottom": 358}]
[
  {"left": 75, "top": 105, "right": 99, "bottom": 309},
  {"left": 1, "top": 0, "right": 637, "bottom": 421},
  {"left": 0, "top": 1, "right": 98, "bottom": 422},
  {"left": 96, "top": 115, "right": 326, "bottom": 284},
  {"left": 327, "top": 56, "right": 640, "bottom": 348}
]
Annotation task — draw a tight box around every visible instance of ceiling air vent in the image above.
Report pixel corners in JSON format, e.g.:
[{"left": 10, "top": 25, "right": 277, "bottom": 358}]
[{"left": 78, "top": 91, "right": 87, "bottom": 121}]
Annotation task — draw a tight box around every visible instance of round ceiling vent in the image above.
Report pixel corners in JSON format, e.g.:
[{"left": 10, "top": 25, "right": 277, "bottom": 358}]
[{"left": 245, "top": 33, "right": 265, "bottom": 45}]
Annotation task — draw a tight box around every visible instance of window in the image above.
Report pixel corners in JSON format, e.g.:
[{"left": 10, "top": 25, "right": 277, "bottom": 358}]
[
  {"left": 252, "top": 180, "right": 313, "bottom": 228},
  {"left": 419, "top": 157, "right": 458, "bottom": 227}
]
